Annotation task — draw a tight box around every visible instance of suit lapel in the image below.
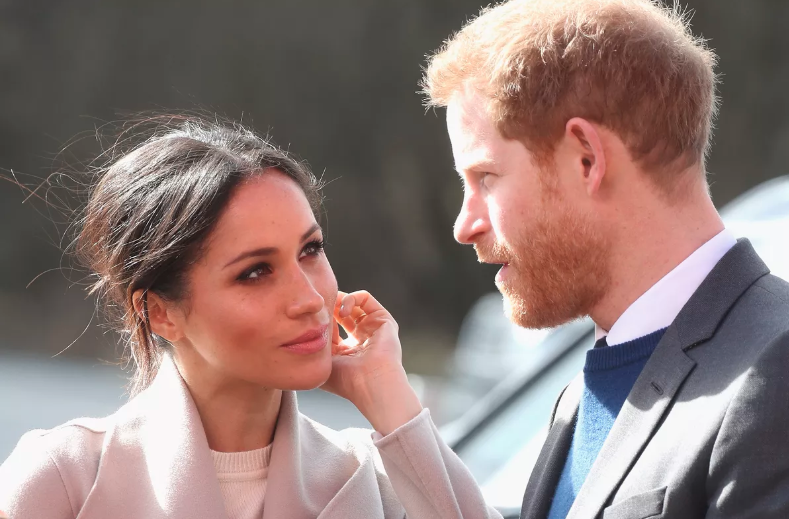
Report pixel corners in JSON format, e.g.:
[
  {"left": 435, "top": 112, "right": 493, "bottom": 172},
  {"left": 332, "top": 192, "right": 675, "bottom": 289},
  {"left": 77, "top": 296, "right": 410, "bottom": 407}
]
[
  {"left": 565, "top": 327, "right": 695, "bottom": 519},
  {"left": 567, "top": 239, "right": 770, "bottom": 519},
  {"left": 520, "top": 239, "right": 770, "bottom": 519},
  {"left": 520, "top": 374, "right": 583, "bottom": 519}
]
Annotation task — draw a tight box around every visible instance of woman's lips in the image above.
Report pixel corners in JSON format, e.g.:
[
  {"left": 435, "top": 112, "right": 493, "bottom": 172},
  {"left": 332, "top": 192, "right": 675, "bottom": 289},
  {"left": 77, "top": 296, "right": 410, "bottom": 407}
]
[{"left": 281, "top": 324, "right": 330, "bottom": 354}]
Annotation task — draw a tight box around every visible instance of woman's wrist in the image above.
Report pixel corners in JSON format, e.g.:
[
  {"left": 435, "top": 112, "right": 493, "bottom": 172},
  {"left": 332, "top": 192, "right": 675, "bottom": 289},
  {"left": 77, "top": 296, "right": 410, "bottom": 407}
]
[{"left": 351, "top": 367, "right": 423, "bottom": 436}]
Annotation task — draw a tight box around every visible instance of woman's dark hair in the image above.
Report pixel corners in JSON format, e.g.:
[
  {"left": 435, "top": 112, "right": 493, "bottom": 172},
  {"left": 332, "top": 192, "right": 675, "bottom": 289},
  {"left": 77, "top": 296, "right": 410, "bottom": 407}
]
[{"left": 76, "top": 114, "right": 322, "bottom": 396}]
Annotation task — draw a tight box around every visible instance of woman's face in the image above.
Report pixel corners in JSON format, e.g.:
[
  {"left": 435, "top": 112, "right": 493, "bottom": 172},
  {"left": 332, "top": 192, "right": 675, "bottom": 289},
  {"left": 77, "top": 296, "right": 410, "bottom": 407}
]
[{"left": 169, "top": 171, "right": 337, "bottom": 391}]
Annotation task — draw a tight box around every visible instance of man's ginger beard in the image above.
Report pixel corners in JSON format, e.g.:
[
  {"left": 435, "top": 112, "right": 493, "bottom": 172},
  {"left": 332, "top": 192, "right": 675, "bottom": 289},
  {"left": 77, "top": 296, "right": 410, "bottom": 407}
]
[{"left": 476, "top": 188, "right": 611, "bottom": 329}]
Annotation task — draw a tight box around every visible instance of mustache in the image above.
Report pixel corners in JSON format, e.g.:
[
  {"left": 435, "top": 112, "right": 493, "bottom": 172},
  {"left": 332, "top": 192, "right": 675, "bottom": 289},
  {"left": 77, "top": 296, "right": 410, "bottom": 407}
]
[{"left": 474, "top": 242, "right": 512, "bottom": 264}]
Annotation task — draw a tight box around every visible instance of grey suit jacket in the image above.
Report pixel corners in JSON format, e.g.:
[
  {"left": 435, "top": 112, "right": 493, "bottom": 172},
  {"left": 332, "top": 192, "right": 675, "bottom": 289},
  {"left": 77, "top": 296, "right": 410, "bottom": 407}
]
[{"left": 521, "top": 239, "right": 789, "bottom": 519}]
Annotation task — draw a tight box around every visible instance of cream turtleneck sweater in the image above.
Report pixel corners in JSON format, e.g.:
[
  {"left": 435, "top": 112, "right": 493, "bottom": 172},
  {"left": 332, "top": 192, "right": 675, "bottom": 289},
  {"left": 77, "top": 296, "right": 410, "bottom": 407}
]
[{"left": 210, "top": 444, "right": 273, "bottom": 519}]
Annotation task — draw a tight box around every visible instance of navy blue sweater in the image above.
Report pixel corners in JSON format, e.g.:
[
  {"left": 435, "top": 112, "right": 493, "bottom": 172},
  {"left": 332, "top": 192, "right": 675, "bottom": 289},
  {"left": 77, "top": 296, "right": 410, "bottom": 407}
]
[{"left": 546, "top": 328, "right": 667, "bottom": 519}]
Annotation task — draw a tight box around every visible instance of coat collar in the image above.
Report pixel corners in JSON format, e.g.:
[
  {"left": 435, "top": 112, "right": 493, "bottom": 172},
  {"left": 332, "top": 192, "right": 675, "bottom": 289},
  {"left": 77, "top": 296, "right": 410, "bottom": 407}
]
[
  {"left": 521, "top": 239, "right": 771, "bottom": 519},
  {"left": 670, "top": 238, "right": 769, "bottom": 349},
  {"left": 263, "top": 381, "right": 388, "bottom": 519},
  {"left": 80, "top": 353, "right": 228, "bottom": 516},
  {"left": 79, "top": 355, "right": 389, "bottom": 518}
]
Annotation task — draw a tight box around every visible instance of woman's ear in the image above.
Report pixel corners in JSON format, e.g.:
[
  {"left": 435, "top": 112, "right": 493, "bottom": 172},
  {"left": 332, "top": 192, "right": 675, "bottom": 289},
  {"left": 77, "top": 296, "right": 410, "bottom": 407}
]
[
  {"left": 131, "top": 289, "right": 184, "bottom": 343},
  {"left": 565, "top": 117, "right": 607, "bottom": 197}
]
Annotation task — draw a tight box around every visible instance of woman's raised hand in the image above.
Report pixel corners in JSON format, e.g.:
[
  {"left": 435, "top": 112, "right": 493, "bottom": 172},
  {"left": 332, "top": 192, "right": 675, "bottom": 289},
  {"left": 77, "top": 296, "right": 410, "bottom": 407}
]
[{"left": 321, "top": 290, "right": 423, "bottom": 435}]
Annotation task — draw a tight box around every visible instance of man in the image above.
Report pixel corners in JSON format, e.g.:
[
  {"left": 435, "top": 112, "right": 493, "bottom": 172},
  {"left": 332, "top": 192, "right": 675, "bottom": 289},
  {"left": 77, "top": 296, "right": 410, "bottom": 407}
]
[{"left": 422, "top": 0, "right": 789, "bottom": 518}]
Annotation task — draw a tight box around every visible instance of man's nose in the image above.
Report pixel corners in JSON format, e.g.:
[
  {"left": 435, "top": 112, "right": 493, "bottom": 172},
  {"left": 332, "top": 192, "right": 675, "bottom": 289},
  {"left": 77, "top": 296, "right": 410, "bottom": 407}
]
[
  {"left": 285, "top": 269, "right": 325, "bottom": 319},
  {"left": 453, "top": 191, "right": 490, "bottom": 244}
]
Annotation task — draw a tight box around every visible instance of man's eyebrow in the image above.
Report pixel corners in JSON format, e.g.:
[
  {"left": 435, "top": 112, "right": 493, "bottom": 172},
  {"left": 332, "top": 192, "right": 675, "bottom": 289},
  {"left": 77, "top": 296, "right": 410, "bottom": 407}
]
[
  {"left": 222, "top": 223, "right": 322, "bottom": 269},
  {"left": 455, "top": 159, "right": 497, "bottom": 174}
]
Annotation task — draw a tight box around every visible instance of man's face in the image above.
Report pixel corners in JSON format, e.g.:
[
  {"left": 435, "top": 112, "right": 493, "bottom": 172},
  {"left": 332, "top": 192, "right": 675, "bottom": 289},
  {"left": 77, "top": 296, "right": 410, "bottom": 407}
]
[{"left": 446, "top": 89, "right": 610, "bottom": 329}]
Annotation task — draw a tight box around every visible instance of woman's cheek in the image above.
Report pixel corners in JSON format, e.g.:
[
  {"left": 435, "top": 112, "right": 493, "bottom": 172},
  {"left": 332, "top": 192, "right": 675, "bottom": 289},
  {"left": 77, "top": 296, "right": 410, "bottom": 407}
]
[
  {"left": 217, "top": 297, "right": 271, "bottom": 343},
  {"left": 312, "top": 257, "right": 338, "bottom": 308}
]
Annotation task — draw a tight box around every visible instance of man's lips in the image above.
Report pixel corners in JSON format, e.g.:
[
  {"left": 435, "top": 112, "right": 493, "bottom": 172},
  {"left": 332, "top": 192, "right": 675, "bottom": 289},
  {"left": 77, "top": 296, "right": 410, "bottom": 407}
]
[
  {"left": 477, "top": 258, "right": 511, "bottom": 282},
  {"left": 494, "top": 263, "right": 510, "bottom": 283},
  {"left": 281, "top": 324, "right": 330, "bottom": 354},
  {"left": 478, "top": 257, "right": 509, "bottom": 266}
]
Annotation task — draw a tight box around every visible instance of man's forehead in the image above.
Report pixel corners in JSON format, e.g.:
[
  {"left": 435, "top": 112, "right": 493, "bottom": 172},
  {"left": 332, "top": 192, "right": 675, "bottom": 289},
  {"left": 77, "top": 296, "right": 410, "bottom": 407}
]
[
  {"left": 446, "top": 91, "right": 499, "bottom": 170},
  {"left": 447, "top": 89, "right": 492, "bottom": 134}
]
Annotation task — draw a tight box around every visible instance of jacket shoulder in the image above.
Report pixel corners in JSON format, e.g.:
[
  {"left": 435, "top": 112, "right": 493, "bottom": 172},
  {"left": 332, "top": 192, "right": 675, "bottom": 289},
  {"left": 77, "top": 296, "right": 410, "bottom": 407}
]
[
  {"left": 24, "top": 415, "right": 109, "bottom": 463},
  {"left": 751, "top": 273, "right": 789, "bottom": 305},
  {"left": 0, "top": 417, "right": 109, "bottom": 519},
  {"left": 723, "top": 272, "right": 789, "bottom": 346}
]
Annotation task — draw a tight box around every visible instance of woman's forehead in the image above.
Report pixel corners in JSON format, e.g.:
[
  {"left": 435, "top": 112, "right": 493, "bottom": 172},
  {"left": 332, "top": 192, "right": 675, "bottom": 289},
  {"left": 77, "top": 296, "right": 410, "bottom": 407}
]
[{"left": 203, "top": 173, "right": 316, "bottom": 258}]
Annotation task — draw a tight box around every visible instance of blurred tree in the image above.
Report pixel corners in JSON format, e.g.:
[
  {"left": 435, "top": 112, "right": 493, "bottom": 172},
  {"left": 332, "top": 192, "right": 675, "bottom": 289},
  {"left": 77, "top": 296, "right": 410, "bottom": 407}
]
[{"left": 0, "top": 0, "right": 786, "bottom": 374}]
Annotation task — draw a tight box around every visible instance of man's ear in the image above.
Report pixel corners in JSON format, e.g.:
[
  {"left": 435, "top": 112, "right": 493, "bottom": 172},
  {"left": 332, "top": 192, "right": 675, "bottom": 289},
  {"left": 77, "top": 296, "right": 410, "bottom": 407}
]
[
  {"left": 131, "top": 289, "right": 184, "bottom": 343},
  {"left": 565, "top": 117, "right": 606, "bottom": 196}
]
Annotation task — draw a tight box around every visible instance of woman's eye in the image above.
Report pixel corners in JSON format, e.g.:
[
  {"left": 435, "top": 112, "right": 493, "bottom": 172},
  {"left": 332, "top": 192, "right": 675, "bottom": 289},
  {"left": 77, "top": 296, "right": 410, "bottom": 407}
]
[
  {"left": 239, "top": 264, "right": 271, "bottom": 281},
  {"left": 301, "top": 239, "right": 325, "bottom": 258}
]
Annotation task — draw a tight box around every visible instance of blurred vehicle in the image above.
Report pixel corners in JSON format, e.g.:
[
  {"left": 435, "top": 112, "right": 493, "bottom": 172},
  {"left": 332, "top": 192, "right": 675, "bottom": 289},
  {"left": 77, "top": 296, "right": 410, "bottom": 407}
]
[{"left": 440, "top": 175, "right": 789, "bottom": 517}]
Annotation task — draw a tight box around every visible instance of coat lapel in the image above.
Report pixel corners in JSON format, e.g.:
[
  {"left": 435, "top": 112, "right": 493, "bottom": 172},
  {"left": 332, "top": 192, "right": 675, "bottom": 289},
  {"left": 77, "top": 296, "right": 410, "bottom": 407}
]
[
  {"left": 520, "top": 374, "right": 584, "bottom": 519},
  {"left": 79, "top": 354, "right": 228, "bottom": 519},
  {"left": 563, "top": 239, "right": 770, "bottom": 519},
  {"left": 77, "top": 354, "right": 392, "bottom": 519},
  {"left": 262, "top": 391, "right": 389, "bottom": 519}
]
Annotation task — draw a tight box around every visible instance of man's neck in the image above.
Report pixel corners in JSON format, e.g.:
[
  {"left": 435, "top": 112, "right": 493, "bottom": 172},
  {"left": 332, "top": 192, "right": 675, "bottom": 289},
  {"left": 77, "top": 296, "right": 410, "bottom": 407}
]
[{"left": 590, "top": 191, "right": 725, "bottom": 332}]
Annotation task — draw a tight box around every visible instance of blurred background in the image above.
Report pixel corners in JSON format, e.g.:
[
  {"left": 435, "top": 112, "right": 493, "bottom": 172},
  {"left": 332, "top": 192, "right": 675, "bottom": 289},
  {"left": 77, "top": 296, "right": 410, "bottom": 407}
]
[{"left": 0, "top": 0, "right": 788, "bottom": 474}]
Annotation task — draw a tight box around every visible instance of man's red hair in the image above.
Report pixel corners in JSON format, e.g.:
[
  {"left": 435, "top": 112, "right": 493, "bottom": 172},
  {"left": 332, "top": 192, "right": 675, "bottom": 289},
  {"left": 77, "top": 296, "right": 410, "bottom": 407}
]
[{"left": 423, "top": 0, "right": 719, "bottom": 186}]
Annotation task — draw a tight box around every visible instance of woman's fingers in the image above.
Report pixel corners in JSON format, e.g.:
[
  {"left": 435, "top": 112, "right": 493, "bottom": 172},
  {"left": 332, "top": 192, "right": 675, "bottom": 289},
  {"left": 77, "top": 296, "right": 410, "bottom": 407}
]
[
  {"left": 332, "top": 289, "right": 397, "bottom": 355},
  {"left": 339, "top": 306, "right": 366, "bottom": 334},
  {"left": 335, "top": 291, "right": 375, "bottom": 334},
  {"left": 339, "top": 290, "right": 388, "bottom": 318},
  {"left": 334, "top": 290, "right": 347, "bottom": 317}
]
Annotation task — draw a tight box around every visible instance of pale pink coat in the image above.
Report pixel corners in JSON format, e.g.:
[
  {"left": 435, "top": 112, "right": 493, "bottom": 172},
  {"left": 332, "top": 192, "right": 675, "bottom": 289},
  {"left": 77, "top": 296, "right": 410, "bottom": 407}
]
[{"left": 0, "top": 355, "right": 502, "bottom": 518}]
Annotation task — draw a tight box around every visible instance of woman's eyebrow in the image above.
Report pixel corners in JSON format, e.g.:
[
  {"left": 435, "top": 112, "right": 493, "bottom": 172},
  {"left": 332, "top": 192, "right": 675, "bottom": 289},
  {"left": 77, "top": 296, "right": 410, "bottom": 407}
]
[{"left": 222, "top": 223, "right": 322, "bottom": 269}]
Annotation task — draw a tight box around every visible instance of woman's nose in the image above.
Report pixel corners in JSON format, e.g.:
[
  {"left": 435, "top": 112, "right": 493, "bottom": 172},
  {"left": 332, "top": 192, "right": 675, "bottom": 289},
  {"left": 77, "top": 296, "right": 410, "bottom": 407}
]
[
  {"left": 285, "top": 269, "right": 325, "bottom": 319},
  {"left": 453, "top": 191, "right": 490, "bottom": 244}
]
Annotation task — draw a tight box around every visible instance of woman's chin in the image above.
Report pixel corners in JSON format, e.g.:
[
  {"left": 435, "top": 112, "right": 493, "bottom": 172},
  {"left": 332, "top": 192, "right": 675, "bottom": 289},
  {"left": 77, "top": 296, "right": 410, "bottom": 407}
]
[{"left": 277, "top": 358, "right": 333, "bottom": 391}]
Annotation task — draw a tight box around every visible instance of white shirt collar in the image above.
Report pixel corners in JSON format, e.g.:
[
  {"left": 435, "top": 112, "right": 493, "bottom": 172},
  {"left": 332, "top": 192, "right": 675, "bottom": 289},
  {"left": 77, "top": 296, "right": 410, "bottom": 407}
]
[{"left": 595, "top": 229, "right": 737, "bottom": 346}]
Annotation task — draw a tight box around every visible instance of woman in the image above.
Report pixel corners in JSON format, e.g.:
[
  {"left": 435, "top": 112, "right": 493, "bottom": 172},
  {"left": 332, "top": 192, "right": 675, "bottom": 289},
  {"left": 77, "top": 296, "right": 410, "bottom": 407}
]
[{"left": 0, "top": 116, "right": 500, "bottom": 519}]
